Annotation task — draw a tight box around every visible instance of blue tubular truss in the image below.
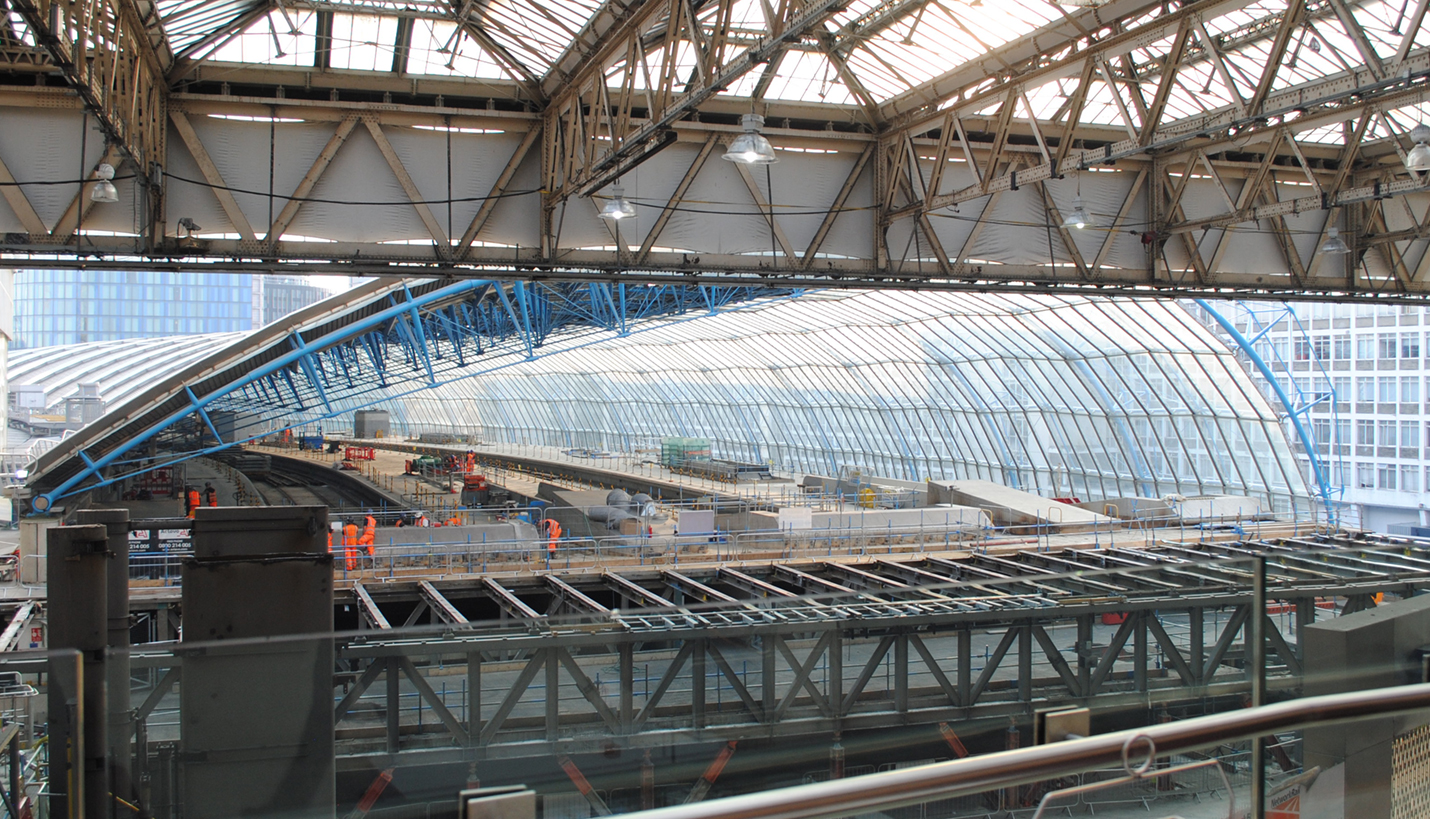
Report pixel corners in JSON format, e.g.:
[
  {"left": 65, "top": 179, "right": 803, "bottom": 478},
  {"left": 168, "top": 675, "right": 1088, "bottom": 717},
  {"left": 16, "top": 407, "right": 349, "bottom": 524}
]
[
  {"left": 1194, "top": 299, "right": 1337, "bottom": 525},
  {"left": 30, "top": 279, "right": 786, "bottom": 512}
]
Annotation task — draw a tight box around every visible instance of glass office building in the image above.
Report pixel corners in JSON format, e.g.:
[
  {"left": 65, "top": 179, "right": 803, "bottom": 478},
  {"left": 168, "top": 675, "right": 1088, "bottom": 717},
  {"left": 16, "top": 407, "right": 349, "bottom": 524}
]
[{"left": 11, "top": 270, "right": 333, "bottom": 349}]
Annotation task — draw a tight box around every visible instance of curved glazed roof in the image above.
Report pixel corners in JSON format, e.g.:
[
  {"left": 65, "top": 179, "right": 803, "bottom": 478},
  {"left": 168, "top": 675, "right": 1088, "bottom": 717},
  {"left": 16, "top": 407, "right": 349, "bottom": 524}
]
[
  {"left": 396, "top": 290, "right": 1308, "bottom": 509},
  {"left": 8, "top": 332, "right": 244, "bottom": 415},
  {"left": 23, "top": 285, "right": 1308, "bottom": 515},
  {"left": 23, "top": 277, "right": 781, "bottom": 504}
]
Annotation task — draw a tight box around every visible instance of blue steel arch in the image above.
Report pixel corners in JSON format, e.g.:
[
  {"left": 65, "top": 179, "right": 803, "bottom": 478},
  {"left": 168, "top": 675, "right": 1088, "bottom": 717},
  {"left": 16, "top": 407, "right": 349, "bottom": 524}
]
[
  {"left": 28, "top": 277, "right": 793, "bottom": 511},
  {"left": 1194, "top": 299, "right": 1336, "bottom": 524}
]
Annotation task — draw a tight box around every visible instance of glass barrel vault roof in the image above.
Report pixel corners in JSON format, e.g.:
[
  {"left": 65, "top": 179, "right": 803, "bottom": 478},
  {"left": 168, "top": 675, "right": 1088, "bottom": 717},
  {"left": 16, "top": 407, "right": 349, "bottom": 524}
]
[{"left": 13, "top": 288, "right": 1307, "bottom": 513}]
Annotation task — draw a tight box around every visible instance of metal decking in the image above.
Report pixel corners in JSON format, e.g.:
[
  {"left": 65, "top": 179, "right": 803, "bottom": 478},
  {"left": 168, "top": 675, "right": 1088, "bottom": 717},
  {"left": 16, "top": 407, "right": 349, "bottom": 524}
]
[{"left": 345, "top": 531, "right": 1421, "bottom": 636}]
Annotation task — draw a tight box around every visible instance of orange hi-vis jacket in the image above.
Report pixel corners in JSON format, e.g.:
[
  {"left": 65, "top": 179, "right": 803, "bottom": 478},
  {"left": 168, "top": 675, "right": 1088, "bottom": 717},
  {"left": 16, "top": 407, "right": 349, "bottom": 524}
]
[
  {"left": 360, "top": 515, "right": 377, "bottom": 555},
  {"left": 341, "top": 523, "right": 359, "bottom": 570}
]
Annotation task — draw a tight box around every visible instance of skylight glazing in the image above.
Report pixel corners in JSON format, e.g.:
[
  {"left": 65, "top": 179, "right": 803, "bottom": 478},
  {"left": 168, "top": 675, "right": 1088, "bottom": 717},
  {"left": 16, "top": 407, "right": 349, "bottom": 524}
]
[
  {"left": 156, "top": 0, "right": 257, "bottom": 53},
  {"left": 152, "top": 0, "right": 1429, "bottom": 157},
  {"left": 208, "top": 8, "right": 316, "bottom": 67},
  {"left": 3, "top": 7, "right": 34, "bottom": 46},
  {"left": 472, "top": 0, "right": 603, "bottom": 73},
  {"left": 327, "top": 13, "right": 400, "bottom": 72},
  {"left": 407, "top": 19, "right": 511, "bottom": 80},
  {"left": 9, "top": 334, "right": 247, "bottom": 415}
]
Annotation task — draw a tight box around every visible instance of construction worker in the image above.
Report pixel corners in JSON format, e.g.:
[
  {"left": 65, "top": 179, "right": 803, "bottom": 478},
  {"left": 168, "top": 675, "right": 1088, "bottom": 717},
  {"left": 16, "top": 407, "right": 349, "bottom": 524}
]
[
  {"left": 415, "top": 513, "right": 430, "bottom": 527},
  {"left": 360, "top": 514, "right": 377, "bottom": 557},
  {"left": 203, "top": 482, "right": 218, "bottom": 507},
  {"left": 185, "top": 486, "right": 201, "bottom": 519},
  {"left": 465, "top": 451, "right": 476, "bottom": 475},
  {"left": 342, "top": 519, "right": 359, "bottom": 572},
  {"left": 544, "top": 518, "right": 562, "bottom": 563}
]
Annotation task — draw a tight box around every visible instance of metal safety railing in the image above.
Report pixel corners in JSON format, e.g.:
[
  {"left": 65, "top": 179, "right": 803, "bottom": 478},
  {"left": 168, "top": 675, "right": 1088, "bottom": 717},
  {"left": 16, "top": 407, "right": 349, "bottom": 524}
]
[
  {"left": 68, "top": 502, "right": 1339, "bottom": 588},
  {"left": 604, "top": 683, "right": 1430, "bottom": 819}
]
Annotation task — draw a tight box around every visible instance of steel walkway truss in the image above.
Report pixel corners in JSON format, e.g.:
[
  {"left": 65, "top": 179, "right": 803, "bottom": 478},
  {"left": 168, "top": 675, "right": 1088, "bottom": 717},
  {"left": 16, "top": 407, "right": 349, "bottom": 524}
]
[{"left": 260, "top": 533, "right": 1430, "bottom": 764}]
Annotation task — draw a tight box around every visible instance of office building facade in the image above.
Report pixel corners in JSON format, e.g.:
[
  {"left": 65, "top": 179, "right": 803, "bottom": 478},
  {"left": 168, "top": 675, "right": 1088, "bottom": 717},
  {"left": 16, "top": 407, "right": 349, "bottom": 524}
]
[
  {"left": 11, "top": 270, "right": 333, "bottom": 349},
  {"left": 1194, "top": 301, "right": 1429, "bottom": 533}
]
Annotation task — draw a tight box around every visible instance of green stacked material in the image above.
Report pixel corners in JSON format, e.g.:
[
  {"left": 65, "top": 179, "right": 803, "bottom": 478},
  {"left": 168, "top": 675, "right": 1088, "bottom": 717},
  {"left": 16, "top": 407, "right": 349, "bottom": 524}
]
[{"left": 660, "top": 437, "right": 712, "bottom": 467}]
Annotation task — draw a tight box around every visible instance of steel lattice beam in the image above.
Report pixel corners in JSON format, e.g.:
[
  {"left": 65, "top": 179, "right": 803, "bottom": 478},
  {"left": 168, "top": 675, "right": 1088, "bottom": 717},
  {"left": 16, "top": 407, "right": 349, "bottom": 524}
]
[
  {"left": 542, "top": 0, "right": 850, "bottom": 203},
  {"left": 10, "top": 0, "right": 167, "bottom": 185},
  {"left": 5, "top": 0, "right": 1430, "bottom": 300}
]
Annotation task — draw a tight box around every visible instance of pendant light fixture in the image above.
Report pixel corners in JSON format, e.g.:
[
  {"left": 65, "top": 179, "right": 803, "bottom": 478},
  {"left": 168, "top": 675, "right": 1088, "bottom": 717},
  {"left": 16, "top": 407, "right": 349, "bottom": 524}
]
[
  {"left": 1061, "top": 172, "right": 1093, "bottom": 229},
  {"left": 1406, "top": 124, "right": 1430, "bottom": 172},
  {"left": 1062, "top": 197, "right": 1093, "bottom": 229},
  {"left": 91, "top": 162, "right": 118, "bottom": 203},
  {"left": 599, "top": 181, "right": 637, "bottom": 221},
  {"left": 722, "top": 114, "right": 778, "bottom": 165},
  {"left": 1321, "top": 226, "right": 1349, "bottom": 255}
]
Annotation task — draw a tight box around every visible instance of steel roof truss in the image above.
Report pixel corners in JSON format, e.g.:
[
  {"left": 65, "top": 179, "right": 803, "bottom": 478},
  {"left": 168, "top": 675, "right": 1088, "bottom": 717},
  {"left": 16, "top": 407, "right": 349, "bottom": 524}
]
[
  {"left": 353, "top": 582, "right": 392, "bottom": 629},
  {"left": 554, "top": 646, "right": 622, "bottom": 731},
  {"left": 603, "top": 571, "right": 677, "bottom": 608},
  {"left": 482, "top": 576, "right": 543, "bottom": 620},
  {"left": 420, "top": 580, "right": 470, "bottom": 624},
  {"left": 546, "top": 575, "right": 612, "bottom": 613}
]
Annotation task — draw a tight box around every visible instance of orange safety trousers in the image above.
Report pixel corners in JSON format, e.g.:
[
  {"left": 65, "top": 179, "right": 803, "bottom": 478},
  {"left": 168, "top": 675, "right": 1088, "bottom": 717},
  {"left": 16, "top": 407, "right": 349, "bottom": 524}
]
[{"left": 343, "top": 525, "right": 359, "bottom": 570}]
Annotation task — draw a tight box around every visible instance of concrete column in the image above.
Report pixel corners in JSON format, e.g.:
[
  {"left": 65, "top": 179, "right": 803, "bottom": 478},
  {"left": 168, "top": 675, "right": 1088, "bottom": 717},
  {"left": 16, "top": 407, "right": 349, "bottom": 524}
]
[
  {"left": 18, "top": 517, "right": 60, "bottom": 584},
  {"left": 180, "top": 506, "right": 335, "bottom": 819},
  {"left": 76, "top": 509, "right": 132, "bottom": 818},
  {"left": 1304, "top": 593, "right": 1430, "bottom": 818},
  {"left": 47, "top": 524, "right": 109, "bottom": 819}
]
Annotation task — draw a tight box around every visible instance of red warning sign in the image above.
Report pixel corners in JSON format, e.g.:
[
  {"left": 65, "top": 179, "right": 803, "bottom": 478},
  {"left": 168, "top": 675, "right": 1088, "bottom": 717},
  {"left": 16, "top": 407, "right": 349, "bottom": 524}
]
[{"left": 29, "top": 627, "right": 40, "bottom": 643}]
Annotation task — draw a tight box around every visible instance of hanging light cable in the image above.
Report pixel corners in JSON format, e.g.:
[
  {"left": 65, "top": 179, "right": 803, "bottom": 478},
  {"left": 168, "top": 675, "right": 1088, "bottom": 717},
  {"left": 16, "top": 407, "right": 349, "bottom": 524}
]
[
  {"left": 722, "top": 114, "right": 778, "bottom": 165},
  {"left": 1406, "top": 124, "right": 1430, "bottom": 172},
  {"left": 91, "top": 162, "right": 118, "bottom": 203},
  {"left": 1321, "top": 226, "right": 1349, "bottom": 255},
  {"left": 599, "top": 181, "right": 637, "bottom": 221}
]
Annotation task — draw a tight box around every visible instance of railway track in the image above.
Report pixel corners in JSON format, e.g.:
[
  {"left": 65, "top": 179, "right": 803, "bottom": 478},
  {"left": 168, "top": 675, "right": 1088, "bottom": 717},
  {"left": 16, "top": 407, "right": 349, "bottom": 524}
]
[{"left": 245, "top": 453, "right": 411, "bottom": 516}]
